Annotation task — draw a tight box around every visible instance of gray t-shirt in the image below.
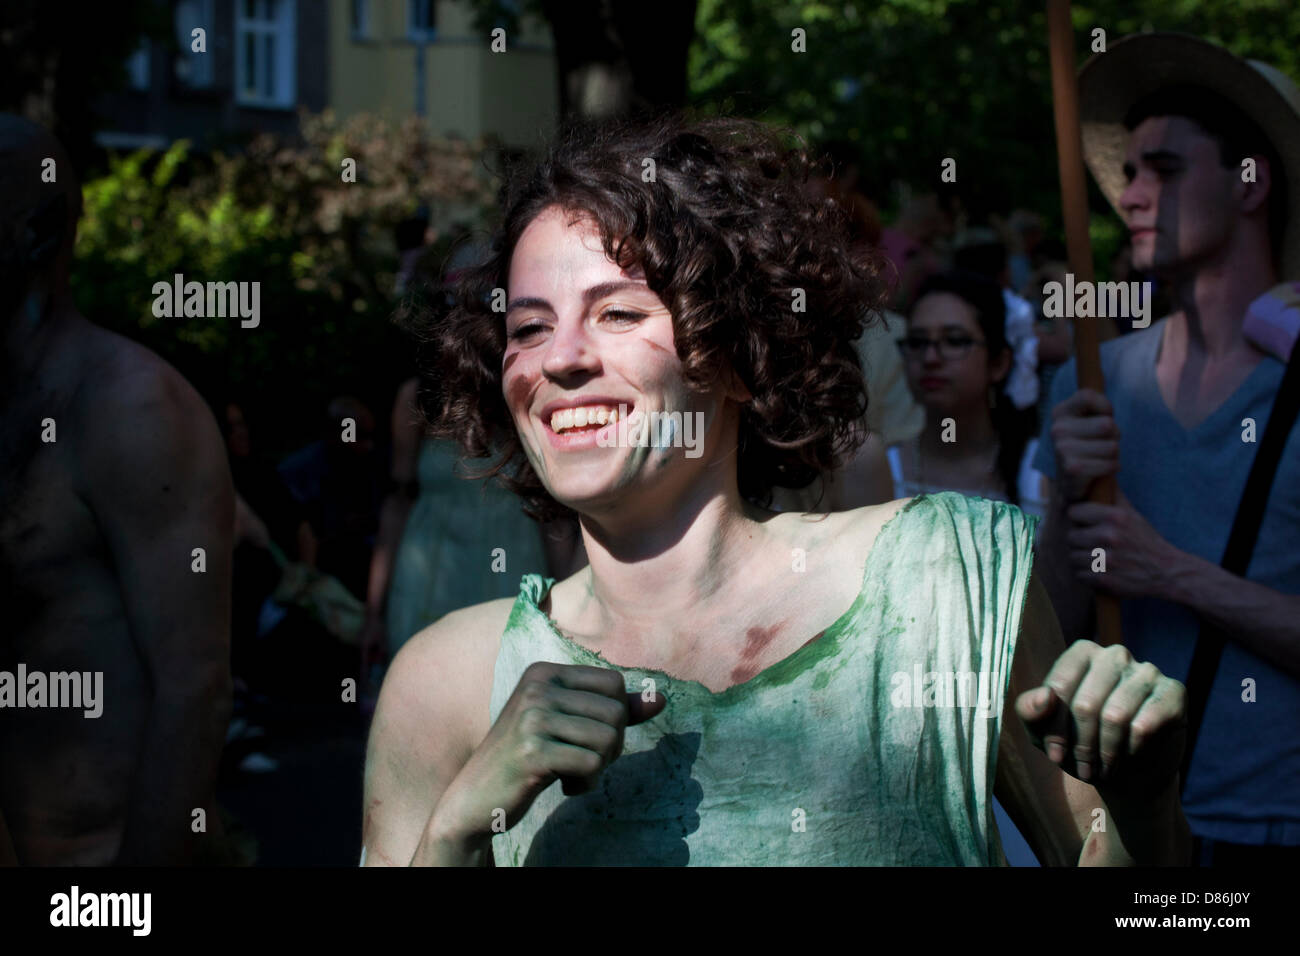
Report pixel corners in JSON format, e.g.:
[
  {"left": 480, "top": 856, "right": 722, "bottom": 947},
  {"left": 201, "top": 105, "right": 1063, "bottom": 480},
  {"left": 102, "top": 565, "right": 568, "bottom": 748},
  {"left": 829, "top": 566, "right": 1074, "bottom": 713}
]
[{"left": 1034, "top": 319, "right": 1300, "bottom": 845}]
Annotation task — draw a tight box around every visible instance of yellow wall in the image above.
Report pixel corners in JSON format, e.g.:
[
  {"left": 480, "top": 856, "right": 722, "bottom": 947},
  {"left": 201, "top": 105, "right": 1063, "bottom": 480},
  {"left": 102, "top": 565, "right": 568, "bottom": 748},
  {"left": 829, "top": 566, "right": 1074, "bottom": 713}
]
[{"left": 327, "top": 0, "right": 558, "bottom": 147}]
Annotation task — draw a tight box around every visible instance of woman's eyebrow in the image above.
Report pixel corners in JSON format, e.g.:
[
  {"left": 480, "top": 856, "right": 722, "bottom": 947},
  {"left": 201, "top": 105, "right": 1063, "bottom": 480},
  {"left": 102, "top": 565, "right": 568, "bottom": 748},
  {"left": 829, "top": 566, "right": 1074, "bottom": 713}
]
[{"left": 506, "top": 279, "right": 650, "bottom": 314}]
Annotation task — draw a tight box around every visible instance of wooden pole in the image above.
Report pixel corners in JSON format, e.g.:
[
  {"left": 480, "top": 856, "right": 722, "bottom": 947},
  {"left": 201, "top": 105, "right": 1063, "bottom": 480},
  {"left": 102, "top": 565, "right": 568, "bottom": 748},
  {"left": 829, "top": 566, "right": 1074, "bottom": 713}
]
[{"left": 1046, "top": 0, "right": 1123, "bottom": 647}]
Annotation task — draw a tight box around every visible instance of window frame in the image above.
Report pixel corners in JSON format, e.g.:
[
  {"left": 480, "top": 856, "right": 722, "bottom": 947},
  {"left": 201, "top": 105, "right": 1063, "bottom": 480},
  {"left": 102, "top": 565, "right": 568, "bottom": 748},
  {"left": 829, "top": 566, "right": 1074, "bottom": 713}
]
[
  {"left": 234, "top": 0, "right": 297, "bottom": 109},
  {"left": 350, "top": 0, "right": 370, "bottom": 40},
  {"left": 406, "top": 0, "right": 437, "bottom": 42},
  {"left": 174, "top": 0, "right": 216, "bottom": 89}
]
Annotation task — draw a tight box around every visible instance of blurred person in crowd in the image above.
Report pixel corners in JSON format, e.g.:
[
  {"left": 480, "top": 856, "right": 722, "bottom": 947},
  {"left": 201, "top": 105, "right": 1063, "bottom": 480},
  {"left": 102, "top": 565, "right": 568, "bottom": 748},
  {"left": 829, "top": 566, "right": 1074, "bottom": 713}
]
[
  {"left": 363, "top": 377, "right": 576, "bottom": 675},
  {"left": 891, "top": 270, "right": 1046, "bottom": 519},
  {"left": 879, "top": 190, "right": 959, "bottom": 312},
  {"left": 1034, "top": 35, "right": 1300, "bottom": 865},
  {"left": 1002, "top": 209, "right": 1045, "bottom": 293},
  {"left": 279, "top": 395, "right": 386, "bottom": 603},
  {"left": 890, "top": 269, "right": 1049, "bottom": 866},
  {"left": 364, "top": 240, "right": 584, "bottom": 684},
  {"left": 362, "top": 113, "right": 1190, "bottom": 868},
  {"left": 0, "top": 115, "right": 231, "bottom": 864},
  {"left": 952, "top": 228, "right": 1043, "bottom": 414},
  {"left": 1020, "top": 238, "right": 1074, "bottom": 365},
  {"left": 218, "top": 398, "right": 317, "bottom": 681},
  {"left": 1020, "top": 242, "right": 1074, "bottom": 405},
  {"left": 213, "top": 396, "right": 328, "bottom": 766}
]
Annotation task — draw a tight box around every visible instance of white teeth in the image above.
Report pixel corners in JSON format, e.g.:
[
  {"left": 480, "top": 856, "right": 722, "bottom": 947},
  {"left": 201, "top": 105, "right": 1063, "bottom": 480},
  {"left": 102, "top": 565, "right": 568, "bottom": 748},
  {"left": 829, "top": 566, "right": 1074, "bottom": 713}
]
[{"left": 549, "top": 404, "right": 624, "bottom": 434}]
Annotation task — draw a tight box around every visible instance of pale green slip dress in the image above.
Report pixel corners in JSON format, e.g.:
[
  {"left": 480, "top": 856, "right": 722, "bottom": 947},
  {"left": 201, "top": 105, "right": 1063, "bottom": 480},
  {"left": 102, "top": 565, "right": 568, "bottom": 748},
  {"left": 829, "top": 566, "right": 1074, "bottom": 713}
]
[{"left": 488, "top": 492, "right": 1038, "bottom": 865}]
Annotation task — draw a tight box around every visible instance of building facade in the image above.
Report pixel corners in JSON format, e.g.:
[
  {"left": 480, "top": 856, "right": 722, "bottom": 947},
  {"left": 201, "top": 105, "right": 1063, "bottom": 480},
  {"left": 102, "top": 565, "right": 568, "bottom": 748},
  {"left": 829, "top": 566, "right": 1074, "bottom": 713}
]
[{"left": 96, "top": 0, "right": 558, "bottom": 151}]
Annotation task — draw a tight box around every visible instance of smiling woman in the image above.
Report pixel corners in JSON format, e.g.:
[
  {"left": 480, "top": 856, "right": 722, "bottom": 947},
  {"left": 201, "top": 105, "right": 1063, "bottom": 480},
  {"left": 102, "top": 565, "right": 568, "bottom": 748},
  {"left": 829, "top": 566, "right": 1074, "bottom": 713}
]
[
  {"left": 406, "top": 112, "right": 888, "bottom": 519},
  {"left": 363, "top": 112, "right": 1192, "bottom": 869}
]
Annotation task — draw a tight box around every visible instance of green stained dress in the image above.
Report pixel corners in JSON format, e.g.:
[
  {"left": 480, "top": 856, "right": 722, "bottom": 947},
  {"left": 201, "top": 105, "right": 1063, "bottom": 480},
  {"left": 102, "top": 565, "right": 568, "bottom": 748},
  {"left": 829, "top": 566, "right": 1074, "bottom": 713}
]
[{"left": 487, "top": 492, "right": 1039, "bottom": 866}]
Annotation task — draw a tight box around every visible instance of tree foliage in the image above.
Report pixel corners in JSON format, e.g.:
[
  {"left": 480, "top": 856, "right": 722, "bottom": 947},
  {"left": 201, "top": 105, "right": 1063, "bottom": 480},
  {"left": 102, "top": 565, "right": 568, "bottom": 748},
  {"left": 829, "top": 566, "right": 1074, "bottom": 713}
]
[
  {"left": 690, "top": 0, "right": 1300, "bottom": 236},
  {"left": 71, "top": 111, "right": 503, "bottom": 452}
]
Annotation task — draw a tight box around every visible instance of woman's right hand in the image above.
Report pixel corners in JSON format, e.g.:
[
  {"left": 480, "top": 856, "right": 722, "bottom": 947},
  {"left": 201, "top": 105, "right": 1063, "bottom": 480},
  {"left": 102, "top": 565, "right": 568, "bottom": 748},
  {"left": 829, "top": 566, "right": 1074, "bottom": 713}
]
[{"left": 424, "top": 661, "right": 666, "bottom": 854}]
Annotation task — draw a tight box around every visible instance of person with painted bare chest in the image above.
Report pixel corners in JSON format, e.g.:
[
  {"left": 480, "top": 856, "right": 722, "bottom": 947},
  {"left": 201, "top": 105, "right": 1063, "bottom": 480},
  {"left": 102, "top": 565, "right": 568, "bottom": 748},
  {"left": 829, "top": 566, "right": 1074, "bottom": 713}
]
[
  {"left": 363, "top": 114, "right": 1191, "bottom": 866},
  {"left": 0, "top": 116, "right": 231, "bottom": 864}
]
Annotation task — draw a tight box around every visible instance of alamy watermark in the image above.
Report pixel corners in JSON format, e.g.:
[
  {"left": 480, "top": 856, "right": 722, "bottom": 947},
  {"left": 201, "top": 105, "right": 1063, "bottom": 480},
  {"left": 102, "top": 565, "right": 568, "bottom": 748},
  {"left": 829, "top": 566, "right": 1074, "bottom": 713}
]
[
  {"left": 1042, "top": 274, "right": 1152, "bottom": 329},
  {"left": 151, "top": 272, "right": 260, "bottom": 328},
  {"left": 0, "top": 664, "right": 103, "bottom": 718},
  {"left": 50, "top": 886, "right": 150, "bottom": 935},
  {"left": 890, "top": 663, "right": 998, "bottom": 718}
]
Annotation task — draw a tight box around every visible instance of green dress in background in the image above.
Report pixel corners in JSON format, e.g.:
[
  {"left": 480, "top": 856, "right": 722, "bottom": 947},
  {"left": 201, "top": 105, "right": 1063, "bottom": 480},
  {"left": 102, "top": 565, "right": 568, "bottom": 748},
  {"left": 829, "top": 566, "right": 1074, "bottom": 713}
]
[
  {"left": 386, "top": 439, "right": 549, "bottom": 658},
  {"left": 488, "top": 492, "right": 1038, "bottom": 866}
]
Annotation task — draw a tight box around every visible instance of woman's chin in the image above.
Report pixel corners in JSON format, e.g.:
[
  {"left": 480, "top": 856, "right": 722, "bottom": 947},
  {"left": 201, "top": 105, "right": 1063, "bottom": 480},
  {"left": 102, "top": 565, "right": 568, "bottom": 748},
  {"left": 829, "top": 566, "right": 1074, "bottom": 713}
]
[{"left": 545, "top": 476, "right": 636, "bottom": 516}]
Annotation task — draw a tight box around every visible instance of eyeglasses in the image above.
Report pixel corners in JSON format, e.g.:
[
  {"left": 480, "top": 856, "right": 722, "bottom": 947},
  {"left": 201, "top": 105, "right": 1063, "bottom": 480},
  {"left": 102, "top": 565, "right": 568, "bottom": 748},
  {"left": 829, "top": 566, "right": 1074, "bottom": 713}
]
[{"left": 900, "top": 334, "right": 987, "bottom": 361}]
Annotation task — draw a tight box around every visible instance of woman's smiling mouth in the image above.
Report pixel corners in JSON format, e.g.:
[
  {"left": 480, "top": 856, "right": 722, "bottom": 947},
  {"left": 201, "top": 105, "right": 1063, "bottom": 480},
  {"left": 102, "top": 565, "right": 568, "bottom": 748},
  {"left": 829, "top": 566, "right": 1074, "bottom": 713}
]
[{"left": 549, "top": 403, "right": 623, "bottom": 434}]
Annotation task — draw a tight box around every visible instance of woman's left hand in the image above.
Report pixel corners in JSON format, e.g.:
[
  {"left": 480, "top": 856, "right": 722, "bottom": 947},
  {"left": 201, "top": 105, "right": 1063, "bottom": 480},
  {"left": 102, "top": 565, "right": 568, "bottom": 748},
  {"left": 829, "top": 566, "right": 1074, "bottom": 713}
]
[{"left": 1015, "top": 639, "right": 1186, "bottom": 803}]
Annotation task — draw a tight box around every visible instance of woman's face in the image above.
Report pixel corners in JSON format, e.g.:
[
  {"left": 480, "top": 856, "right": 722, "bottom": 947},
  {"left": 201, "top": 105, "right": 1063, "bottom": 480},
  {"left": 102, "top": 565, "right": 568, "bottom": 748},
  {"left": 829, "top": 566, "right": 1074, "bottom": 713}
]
[
  {"left": 501, "top": 205, "right": 731, "bottom": 515},
  {"left": 903, "top": 291, "right": 1009, "bottom": 414}
]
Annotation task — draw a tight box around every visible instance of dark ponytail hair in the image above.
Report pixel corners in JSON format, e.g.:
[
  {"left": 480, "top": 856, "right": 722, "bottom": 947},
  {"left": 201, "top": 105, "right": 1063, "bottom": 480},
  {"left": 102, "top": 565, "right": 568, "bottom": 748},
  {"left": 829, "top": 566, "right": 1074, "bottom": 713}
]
[{"left": 911, "top": 270, "right": 1038, "bottom": 505}]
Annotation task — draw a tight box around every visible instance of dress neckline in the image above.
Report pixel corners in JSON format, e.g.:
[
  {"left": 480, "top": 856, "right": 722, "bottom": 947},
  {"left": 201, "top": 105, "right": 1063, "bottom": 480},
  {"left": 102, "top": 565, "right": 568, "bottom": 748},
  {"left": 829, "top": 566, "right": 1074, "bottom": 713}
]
[{"left": 516, "top": 494, "right": 929, "bottom": 700}]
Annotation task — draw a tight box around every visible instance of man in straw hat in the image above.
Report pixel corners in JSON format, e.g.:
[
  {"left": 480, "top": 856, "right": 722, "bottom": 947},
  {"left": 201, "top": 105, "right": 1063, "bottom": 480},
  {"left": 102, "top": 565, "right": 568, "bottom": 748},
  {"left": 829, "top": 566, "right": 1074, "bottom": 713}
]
[{"left": 1033, "top": 33, "right": 1300, "bottom": 866}]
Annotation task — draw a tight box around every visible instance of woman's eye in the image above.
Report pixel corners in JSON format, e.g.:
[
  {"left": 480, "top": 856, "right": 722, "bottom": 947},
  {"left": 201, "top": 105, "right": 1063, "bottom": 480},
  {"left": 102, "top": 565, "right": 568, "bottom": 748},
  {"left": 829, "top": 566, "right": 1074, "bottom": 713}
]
[
  {"left": 601, "top": 310, "right": 645, "bottom": 323},
  {"left": 508, "top": 322, "right": 546, "bottom": 341}
]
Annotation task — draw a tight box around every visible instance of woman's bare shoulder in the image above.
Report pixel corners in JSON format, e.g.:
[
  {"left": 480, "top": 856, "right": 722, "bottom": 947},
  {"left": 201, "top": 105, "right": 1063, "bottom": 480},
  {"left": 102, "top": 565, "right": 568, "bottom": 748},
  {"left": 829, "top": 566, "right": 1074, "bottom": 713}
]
[
  {"left": 839, "top": 496, "right": 915, "bottom": 559},
  {"left": 395, "top": 597, "right": 517, "bottom": 685},
  {"left": 380, "top": 597, "right": 518, "bottom": 752}
]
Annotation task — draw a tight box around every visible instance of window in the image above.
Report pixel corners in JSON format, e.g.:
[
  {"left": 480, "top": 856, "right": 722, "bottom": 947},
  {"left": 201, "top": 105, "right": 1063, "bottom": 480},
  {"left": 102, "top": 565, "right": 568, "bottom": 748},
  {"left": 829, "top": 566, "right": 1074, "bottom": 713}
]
[
  {"left": 351, "top": 0, "right": 369, "bottom": 39},
  {"left": 235, "top": 0, "right": 297, "bottom": 108},
  {"left": 126, "top": 41, "right": 151, "bottom": 91},
  {"left": 407, "top": 0, "right": 437, "bottom": 41},
  {"left": 175, "top": 0, "right": 215, "bottom": 88}
]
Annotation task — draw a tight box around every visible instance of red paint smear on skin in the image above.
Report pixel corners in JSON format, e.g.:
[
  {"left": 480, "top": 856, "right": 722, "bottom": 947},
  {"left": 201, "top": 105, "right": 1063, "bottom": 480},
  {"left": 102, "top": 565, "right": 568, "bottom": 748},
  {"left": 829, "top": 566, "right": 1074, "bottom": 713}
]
[
  {"left": 728, "top": 623, "right": 785, "bottom": 685},
  {"left": 728, "top": 626, "right": 829, "bottom": 685}
]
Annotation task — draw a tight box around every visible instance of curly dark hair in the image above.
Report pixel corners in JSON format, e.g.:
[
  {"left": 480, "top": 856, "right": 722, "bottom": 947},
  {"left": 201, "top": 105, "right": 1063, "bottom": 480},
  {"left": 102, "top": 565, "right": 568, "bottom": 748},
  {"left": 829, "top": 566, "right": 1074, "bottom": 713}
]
[{"left": 398, "top": 111, "right": 890, "bottom": 521}]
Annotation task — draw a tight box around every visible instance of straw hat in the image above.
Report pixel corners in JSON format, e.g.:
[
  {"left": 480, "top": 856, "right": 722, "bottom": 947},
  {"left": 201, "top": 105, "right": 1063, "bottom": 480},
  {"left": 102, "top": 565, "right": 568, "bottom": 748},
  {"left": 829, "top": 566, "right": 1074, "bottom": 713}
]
[{"left": 1078, "top": 32, "right": 1300, "bottom": 278}]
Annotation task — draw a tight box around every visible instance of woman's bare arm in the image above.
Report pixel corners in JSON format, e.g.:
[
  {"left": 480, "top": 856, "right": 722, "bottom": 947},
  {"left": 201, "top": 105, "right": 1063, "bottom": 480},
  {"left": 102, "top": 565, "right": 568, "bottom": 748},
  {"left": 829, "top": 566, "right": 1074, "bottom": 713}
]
[
  {"left": 996, "top": 571, "right": 1190, "bottom": 865},
  {"left": 362, "top": 599, "right": 513, "bottom": 866}
]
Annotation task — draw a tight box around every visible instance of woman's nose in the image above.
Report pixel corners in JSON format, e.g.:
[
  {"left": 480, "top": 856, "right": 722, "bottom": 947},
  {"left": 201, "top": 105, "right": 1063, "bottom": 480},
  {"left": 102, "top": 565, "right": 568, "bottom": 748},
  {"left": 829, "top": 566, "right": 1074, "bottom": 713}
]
[{"left": 542, "top": 316, "right": 600, "bottom": 378}]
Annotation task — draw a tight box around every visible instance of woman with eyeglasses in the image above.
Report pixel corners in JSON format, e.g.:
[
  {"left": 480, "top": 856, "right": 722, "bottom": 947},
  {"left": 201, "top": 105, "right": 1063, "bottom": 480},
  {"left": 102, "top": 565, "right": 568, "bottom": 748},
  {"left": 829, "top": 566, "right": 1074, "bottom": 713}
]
[{"left": 892, "top": 271, "right": 1048, "bottom": 519}]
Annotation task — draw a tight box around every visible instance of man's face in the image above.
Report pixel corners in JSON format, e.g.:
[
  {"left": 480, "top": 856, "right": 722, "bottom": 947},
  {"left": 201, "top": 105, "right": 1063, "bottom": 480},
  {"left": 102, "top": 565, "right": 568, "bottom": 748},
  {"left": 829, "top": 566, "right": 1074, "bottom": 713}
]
[
  {"left": 1119, "top": 115, "right": 1240, "bottom": 274},
  {"left": 501, "top": 205, "right": 728, "bottom": 516}
]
